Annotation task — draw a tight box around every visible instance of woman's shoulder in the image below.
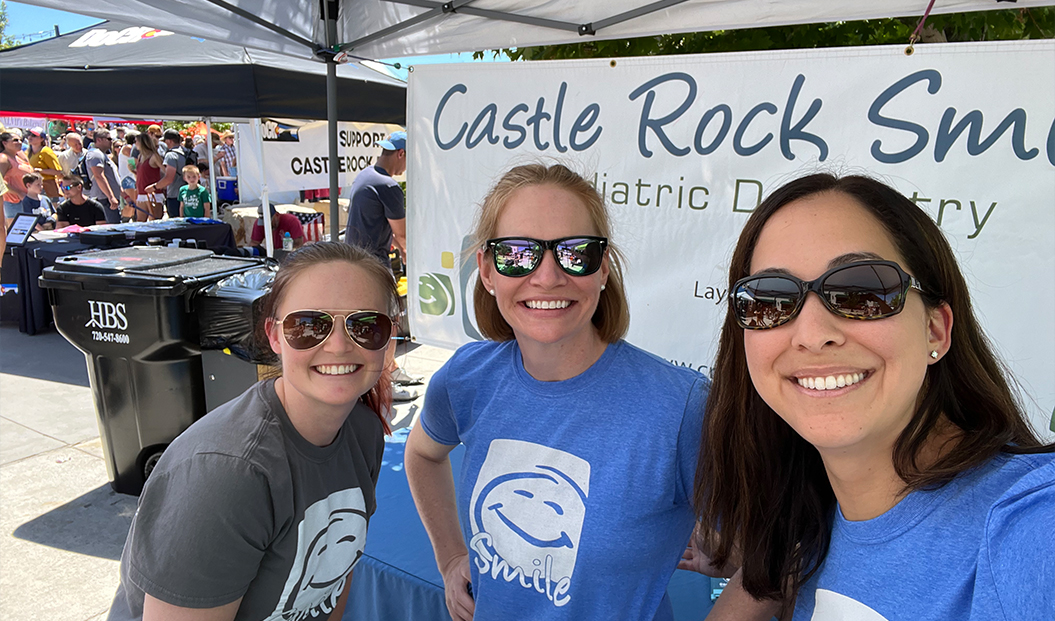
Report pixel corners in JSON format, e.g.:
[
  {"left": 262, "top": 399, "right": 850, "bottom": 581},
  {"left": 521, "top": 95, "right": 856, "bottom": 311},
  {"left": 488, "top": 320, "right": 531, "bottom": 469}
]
[
  {"left": 161, "top": 380, "right": 283, "bottom": 471},
  {"left": 982, "top": 451, "right": 1055, "bottom": 512},
  {"left": 442, "top": 339, "right": 512, "bottom": 371},
  {"left": 613, "top": 340, "right": 710, "bottom": 389}
]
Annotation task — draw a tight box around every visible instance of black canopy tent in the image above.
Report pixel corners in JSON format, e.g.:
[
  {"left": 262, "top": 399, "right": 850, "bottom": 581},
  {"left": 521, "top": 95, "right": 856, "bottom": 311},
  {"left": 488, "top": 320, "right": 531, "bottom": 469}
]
[{"left": 0, "top": 20, "right": 406, "bottom": 122}]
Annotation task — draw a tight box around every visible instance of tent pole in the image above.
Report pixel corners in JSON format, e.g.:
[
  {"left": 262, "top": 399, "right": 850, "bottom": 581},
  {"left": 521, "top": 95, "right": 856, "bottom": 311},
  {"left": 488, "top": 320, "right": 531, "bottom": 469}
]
[
  {"left": 327, "top": 59, "right": 339, "bottom": 242},
  {"left": 326, "top": 7, "right": 340, "bottom": 242},
  {"left": 253, "top": 118, "right": 274, "bottom": 257},
  {"left": 205, "top": 117, "right": 217, "bottom": 219}
]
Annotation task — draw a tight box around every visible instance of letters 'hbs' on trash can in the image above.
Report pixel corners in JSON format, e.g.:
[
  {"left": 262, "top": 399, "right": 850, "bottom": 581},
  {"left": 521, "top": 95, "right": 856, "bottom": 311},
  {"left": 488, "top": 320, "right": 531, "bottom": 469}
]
[{"left": 40, "top": 246, "right": 264, "bottom": 495}]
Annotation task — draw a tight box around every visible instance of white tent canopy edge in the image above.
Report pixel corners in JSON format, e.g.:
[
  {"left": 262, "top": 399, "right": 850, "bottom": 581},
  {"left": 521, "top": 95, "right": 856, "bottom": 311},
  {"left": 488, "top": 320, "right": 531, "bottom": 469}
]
[{"left": 24, "top": 1, "right": 1055, "bottom": 61}]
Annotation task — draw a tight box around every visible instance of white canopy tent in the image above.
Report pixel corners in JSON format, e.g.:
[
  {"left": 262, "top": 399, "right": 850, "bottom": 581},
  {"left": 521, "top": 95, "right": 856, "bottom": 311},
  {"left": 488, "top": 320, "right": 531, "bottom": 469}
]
[{"left": 22, "top": 1, "right": 1053, "bottom": 60}]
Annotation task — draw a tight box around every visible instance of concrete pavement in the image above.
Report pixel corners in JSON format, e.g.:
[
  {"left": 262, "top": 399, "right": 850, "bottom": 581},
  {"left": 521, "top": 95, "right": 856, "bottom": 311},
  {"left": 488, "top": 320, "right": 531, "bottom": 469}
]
[{"left": 0, "top": 322, "right": 451, "bottom": 621}]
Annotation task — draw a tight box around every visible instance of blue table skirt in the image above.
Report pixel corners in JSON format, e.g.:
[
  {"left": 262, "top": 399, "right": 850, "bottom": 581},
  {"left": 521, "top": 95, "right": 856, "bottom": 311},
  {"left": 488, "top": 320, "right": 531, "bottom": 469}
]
[{"left": 346, "top": 428, "right": 715, "bottom": 620}]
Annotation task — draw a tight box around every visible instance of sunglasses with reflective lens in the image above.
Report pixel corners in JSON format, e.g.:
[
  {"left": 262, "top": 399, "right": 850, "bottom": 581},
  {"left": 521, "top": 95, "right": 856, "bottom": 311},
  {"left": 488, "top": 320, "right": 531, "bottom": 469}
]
[
  {"left": 731, "top": 260, "right": 924, "bottom": 330},
  {"left": 486, "top": 236, "right": 608, "bottom": 277},
  {"left": 279, "top": 310, "right": 393, "bottom": 351},
  {"left": 60, "top": 183, "right": 81, "bottom": 191}
]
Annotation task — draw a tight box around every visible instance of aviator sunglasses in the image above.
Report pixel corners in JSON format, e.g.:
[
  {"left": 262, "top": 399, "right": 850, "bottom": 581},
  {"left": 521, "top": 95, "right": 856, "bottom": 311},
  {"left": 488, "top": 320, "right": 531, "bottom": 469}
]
[
  {"left": 279, "top": 310, "right": 393, "bottom": 351},
  {"left": 486, "top": 236, "right": 608, "bottom": 277},
  {"left": 731, "top": 260, "right": 924, "bottom": 330}
]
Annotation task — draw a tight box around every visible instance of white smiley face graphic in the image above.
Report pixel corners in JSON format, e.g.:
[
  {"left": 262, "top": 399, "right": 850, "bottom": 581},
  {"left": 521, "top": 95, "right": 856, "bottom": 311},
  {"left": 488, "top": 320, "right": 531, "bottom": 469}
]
[{"left": 470, "top": 440, "right": 591, "bottom": 584}]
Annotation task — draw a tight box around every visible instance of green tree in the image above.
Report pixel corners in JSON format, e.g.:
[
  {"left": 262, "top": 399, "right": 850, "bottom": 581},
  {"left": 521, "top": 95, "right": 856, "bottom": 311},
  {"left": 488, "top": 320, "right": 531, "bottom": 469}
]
[
  {"left": 481, "top": 7, "right": 1051, "bottom": 61},
  {"left": 0, "top": 1, "right": 18, "bottom": 50}
]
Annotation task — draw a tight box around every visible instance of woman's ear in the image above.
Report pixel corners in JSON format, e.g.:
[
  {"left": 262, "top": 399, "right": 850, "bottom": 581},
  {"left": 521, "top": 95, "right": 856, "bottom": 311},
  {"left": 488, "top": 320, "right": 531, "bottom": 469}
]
[
  {"left": 265, "top": 317, "right": 283, "bottom": 356},
  {"left": 477, "top": 247, "right": 494, "bottom": 293},
  {"left": 927, "top": 302, "right": 954, "bottom": 363}
]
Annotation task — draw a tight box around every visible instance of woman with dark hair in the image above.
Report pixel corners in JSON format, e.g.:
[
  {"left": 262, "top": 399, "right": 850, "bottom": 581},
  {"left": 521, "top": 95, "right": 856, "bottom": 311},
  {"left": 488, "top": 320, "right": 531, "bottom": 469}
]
[
  {"left": 693, "top": 173, "right": 1054, "bottom": 619},
  {"left": 109, "top": 242, "right": 399, "bottom": 621},
  {"left": 405, "top": 163, "right": 710, "bottom": 620}
]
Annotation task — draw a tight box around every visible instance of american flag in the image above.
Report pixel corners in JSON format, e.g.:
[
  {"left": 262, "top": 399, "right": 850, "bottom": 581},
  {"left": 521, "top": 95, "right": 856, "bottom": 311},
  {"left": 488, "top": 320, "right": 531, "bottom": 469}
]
[{"left": 290, "top": 211, "right": 325, "bottom": 243}]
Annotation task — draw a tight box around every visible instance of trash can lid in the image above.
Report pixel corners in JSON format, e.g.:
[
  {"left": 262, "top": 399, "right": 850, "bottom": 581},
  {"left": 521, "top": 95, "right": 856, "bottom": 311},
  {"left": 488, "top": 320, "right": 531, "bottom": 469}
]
[
  {"left": 41, "top": 246, "right": 264, "bottom": 296},
  {"left": 50, "top": 246, "right": 214, "bottom": 275}
]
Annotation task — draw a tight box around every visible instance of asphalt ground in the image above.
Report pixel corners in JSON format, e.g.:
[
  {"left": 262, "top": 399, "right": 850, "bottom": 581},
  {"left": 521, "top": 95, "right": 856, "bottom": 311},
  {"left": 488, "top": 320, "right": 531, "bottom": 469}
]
[{"left": 0, "top": 322, "right": 451, "bottom": 621}]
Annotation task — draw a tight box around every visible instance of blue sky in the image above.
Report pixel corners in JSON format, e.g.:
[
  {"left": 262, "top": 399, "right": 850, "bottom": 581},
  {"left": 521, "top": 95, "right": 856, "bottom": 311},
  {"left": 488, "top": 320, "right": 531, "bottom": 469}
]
[
  {"left": 5, "top": 2, "right": 102, "bottom": 43},
  {"left": 3, "top": 1, "right": 506, "bottom": 79}
]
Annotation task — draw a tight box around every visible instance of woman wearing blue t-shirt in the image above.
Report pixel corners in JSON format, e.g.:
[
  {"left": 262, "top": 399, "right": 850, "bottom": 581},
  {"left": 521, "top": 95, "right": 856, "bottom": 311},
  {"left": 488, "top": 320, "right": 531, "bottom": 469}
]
[
  {"left": 692, "top": 173, "right": 1054, "bottom": 620},
  {"left": 405, "top": 163, "right": 713, "bottom": 620}
]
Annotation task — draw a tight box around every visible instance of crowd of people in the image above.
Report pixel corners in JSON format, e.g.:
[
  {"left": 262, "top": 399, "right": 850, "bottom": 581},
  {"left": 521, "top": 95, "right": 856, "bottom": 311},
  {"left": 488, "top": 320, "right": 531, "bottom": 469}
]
[{"left": 1, "top": 120, "right": 239, "bottom": 231}]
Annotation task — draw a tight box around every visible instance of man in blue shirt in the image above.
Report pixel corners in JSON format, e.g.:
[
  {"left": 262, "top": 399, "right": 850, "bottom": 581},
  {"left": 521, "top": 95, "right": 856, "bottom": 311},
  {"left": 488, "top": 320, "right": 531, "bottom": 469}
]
[{"left": 344, "top": 130, "right": 420, "bottom": 398}]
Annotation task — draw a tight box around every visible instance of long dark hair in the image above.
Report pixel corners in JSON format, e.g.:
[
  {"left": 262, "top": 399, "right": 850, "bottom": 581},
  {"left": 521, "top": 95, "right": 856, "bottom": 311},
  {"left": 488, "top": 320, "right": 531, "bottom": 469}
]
[
  {"left": 256, "top": 242, "right": 401, "bottom": 433},
  {"left": 694, "top": 173, "right": 1051, "bottom": 606}
]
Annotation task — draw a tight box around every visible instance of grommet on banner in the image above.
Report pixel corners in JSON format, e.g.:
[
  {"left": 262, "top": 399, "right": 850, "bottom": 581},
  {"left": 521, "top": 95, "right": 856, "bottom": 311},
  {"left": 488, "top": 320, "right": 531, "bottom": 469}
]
[
  {"left": 905, "top": 0, "right": 937, "bottom": 57},
  {"left": 610, "top": 60, "right": 617, "bottom": 68}
]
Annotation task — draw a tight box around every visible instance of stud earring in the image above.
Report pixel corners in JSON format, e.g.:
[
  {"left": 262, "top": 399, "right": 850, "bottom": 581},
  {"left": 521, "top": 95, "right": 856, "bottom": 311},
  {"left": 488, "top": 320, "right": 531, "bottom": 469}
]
[
  {"left": 600, "top": 284, "right": 606, "bottom": 291},
  {"left": 930, "top": 350, "right": 938, "bottom": 359},
  {"left": 489, "top": 289, "right": 496, "bottom": 296}
]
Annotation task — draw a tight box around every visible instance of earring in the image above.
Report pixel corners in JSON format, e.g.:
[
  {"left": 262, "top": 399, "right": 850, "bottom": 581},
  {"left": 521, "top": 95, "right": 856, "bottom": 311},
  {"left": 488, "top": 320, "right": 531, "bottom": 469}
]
[
  {"left": 930, "top": 350, "right": 938, "bottom": 359},
  {"left": 600, "top": 284, "right": 606, "bottom": 291},
  {"left": 489, "top": 289, "right": 496, "bottom": 296}
]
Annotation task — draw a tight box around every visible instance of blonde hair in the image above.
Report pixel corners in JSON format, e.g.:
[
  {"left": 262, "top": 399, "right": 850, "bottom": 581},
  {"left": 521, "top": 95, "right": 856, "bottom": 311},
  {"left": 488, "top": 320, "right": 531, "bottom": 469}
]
[{"left": 471, "top": 163, "right": 629, "bottom": 343}]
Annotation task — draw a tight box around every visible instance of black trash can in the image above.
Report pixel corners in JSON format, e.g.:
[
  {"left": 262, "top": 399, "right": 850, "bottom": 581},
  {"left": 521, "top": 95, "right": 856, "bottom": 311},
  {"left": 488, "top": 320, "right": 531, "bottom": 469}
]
[{"left": 40, "top": 246, "right": 263, "bottom": 495}]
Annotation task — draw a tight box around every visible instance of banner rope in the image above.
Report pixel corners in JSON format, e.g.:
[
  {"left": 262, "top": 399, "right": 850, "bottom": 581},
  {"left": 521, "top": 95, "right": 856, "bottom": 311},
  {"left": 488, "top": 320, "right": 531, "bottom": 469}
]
[{"left": 905, "top": 0, "right": 939, "bottom": 56}]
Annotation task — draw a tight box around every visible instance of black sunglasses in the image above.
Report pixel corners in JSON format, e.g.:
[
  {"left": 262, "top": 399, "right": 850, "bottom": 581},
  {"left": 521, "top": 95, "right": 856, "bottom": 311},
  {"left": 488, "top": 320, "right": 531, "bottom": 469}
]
[
  {"left": 486, "top": 236, "right": 608, "bottom": 277},
  {"left": 279, "top": 310, "right": 393, "bottom": 351},
  {"left": 60, "top": 183, "right": 82, "bottom": 191},
  {"left": 731, "top": 260, "right": 924, "bottom": 330}
]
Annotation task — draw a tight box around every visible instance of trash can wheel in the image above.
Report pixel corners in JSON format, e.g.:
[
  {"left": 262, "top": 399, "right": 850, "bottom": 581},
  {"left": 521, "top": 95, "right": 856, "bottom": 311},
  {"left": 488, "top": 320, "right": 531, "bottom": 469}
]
[{"left": 141, "top": 447, "right": 166, "bottom": 481}]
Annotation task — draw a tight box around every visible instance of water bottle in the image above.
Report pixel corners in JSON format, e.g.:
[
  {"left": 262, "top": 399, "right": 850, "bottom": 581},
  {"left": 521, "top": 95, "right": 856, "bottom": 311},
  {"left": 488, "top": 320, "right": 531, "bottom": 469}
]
[{"left": 282, "top": 231, "right": 294, "bottom": 251}]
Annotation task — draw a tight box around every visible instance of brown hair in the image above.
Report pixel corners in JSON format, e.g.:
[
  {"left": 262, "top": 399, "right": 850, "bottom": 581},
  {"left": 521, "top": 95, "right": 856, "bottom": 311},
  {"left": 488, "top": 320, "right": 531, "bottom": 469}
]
[
  {"left": 61, "top": 174, "right": 84, "bottom": 187},
  {"left": 22, "top": 172, "right": 42, "bottom": 187},
  {"left": 470, "top": 163, "right": 629, "bottom": 343},
  {"left": 256, "top": 242, "right": 402, "bottom": 433},
  {"left": 135, "top": 132, "right": 164, "bottom": 170},
  {"left": 694, "top": 173, "right": 1051, "bottom": 606}
]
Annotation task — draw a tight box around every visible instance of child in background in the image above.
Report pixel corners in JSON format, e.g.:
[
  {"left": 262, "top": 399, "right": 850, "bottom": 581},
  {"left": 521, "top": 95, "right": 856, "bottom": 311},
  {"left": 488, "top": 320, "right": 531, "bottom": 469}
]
[
  {"left": 177, "top": 165, "right": 211, "bottom": 218},
  {"left": 20, "top": 172, "right": 56, "bottom": 229}
]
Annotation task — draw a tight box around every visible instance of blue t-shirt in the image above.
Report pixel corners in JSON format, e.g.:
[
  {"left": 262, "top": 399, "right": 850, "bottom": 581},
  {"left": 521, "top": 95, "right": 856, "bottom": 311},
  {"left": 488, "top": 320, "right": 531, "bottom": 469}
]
[
  {"left": 343, "top": 164, "right": 404, "bottom": 265},
  {"left": 794, "top": 451, "right": 1055, "bottom": 620},
  {"left": 419, "top": 339, "right": 708, "bottom": 620}
]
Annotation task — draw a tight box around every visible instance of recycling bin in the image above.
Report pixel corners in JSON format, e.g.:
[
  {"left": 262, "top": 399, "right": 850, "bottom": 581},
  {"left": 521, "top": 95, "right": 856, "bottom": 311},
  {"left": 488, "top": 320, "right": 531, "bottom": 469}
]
[{"left": 39, "top": 246, "right": 263, "bottom": 495}]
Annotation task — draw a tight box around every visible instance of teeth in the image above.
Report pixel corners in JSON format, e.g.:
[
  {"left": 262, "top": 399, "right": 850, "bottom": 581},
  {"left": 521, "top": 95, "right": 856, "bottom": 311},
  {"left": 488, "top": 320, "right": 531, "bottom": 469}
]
[
  {"left": 315, "top": 364, "right": 360, "bottom": 375},
  {"left": 797, "top": 372, "right": 865, "bottom": 391},
  {"left": 525, "top": 300, "right": 571, "bottom": 310}
]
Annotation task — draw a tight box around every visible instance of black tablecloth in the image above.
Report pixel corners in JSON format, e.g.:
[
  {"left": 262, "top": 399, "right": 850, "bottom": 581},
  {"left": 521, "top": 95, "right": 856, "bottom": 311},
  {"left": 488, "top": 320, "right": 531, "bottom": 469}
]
[{"left": 9, "top": 221, "right": 235, "bottom": 335}]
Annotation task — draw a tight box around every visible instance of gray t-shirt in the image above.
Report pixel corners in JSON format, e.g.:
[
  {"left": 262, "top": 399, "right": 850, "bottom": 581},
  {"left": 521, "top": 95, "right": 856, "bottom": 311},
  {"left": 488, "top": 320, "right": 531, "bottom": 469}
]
[
  {"left": 344, "top": 164, "right": 405, "bottom": 266},
  {"left": 84, "top": 147, "right": 120, "bottom": 203},
  {"left": 108, "top": 379, "right": 384, "bottom": 621},
  {"left": 163, "top": 147, "right": 190, "bottom": 199}
]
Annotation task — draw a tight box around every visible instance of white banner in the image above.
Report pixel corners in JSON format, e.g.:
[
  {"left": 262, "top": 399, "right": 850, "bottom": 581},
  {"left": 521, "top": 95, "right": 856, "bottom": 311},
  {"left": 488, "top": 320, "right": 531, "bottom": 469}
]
[
  {"left": 238, "top": 119, "right": 404, "bottom": 201},
  {"left": 407, "top": 41, "right": 1055, "bottom": 439}
]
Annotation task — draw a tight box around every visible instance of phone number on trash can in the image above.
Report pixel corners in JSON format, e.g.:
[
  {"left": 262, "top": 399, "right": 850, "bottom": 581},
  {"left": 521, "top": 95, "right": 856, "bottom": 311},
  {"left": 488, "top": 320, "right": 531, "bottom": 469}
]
[{"left": 92, "top": 330, "right": 130, "bottom": 344}]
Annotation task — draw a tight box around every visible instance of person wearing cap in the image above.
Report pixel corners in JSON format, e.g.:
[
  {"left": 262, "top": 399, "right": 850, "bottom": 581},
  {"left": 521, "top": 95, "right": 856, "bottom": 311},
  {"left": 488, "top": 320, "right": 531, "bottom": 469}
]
[
  {"left": 250, "top": 204, "right": 304, "bottom": 250},
  {"left": 146, "top": 129, "right": 192, "bottom": 219},
  {"left": 218, "top": 131, "right": 237, "bottom": 177},
  {"left": 343, "top": 129, "right": 421, "bottom": 398},
  {"left": 344, "top": 130, "right": 407, "bottom": 267},
  {"left": 26, "top": 127, "right": 62, "bottom": 199},
  {"left": 84, "top": 128, "right": 123, "bottom": 224}
]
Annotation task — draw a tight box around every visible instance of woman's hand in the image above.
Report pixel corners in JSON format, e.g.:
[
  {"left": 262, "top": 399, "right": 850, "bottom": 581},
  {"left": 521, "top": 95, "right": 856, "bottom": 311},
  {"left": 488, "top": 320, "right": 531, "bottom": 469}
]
[
  {"left": 678, "top": 523, "right": 736, "bottom": 578},
  {"left": 440, "top": 553, "right": 475, "bottom": 621}
]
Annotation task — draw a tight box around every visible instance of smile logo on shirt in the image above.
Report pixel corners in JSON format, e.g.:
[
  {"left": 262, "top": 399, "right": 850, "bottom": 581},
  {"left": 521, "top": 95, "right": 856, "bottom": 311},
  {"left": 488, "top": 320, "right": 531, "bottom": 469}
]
[
  {"left": 267, "top": 488, "right": 369, "bottom": 621},
  {"left": 469, "top": 439, "right": 590, "bottom": 607}
]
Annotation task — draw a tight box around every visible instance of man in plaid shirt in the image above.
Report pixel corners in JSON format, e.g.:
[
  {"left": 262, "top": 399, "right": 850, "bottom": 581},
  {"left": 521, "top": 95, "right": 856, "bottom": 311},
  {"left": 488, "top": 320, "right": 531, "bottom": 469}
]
[{"left": 218, "top": 131, "right": 237, "bottom": 177}]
